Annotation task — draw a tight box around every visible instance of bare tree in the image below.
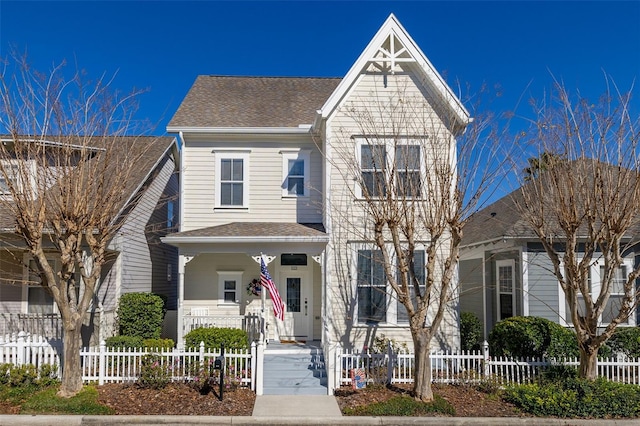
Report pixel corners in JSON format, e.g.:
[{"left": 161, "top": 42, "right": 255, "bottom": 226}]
[
  {"left": 0, "top": 54, "right": 156, "bottom": 396},
  {"left": 323, "top": 81, "right": 503, "bottom": 401},
  {"left": 515, "top": 78, "right": 640, "bottom": 379}
]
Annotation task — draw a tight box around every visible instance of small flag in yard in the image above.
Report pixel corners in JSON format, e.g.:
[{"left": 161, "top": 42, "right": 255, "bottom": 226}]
[{"left": 260, "top": 257, "right": 285, "bottom": 321}]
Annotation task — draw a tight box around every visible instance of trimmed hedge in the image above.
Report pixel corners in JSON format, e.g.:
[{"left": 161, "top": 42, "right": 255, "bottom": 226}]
[
  {"left": 105, "top": 336, "right": 174, "bottom": 350},
  {"left": 460, "top": 312, "right": 483, "bottom": 351},
  {"left": 489, "top": 316, "right": 579, "bottom": 359},
  {"left": 184, "top": 327, "right": 249, "bottom": 350},
  {"left": 504, "top": 376, "right": 640, "bottom": 418},
  {"left": 117, "top": 293, "right": 165, "bottom": 339},
  {"left": 608, "top": 327, "right": 640, "bottom": 358}
]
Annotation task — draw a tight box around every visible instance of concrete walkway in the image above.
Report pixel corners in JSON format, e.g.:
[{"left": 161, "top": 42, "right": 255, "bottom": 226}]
[{"left": 252, "top": 395, "right": 342, "bottom": 417}]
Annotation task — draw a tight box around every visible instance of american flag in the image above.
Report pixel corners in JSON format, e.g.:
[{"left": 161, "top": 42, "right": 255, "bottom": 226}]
[{"left": 260, "top": 257, "right": 285, "bottom": 321}]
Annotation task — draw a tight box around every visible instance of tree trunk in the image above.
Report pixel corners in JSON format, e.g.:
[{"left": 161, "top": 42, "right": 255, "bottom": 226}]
[
  {"left": 412, "top": 330, "right": 433, "bottom": 402},
  {"left": 57, "top": 317, "right": 84, "bottom": 397},
  {"left": 578, "top": 345, "right": 598, "bottom": 380}
]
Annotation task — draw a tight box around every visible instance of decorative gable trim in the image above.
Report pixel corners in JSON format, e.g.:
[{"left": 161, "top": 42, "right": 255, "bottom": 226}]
[{"left": 318, "top": 13, "right": 471, "bottom": 128}]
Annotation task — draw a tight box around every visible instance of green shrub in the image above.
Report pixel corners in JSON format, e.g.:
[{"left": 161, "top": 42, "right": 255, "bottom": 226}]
[
  {"left": 117, "top": 292, "right": 165, "bottom": 339},
  {"left": 503, "top": 377, "right": 640, "bottom": 418},
  {"left": 37, "top": 364, "right": 59, "bottom": 387},
  {"left": 184, "top": 327, "right": 249, "bottom": 350},
  {"left": 0, "top": 363, "right": 11, "bottom": 385},
  {"left": 8, "top": 365, "right": 38, "bottom": 387},
  {"left": 105, "top": 335, "right": 144, "bottom": 349},
  {"left": 460, "top": 312, "right": 483, "bottom": 352},
  {"left": 142, "top": 338, "right": 174, "bottom": 350},
  {"left": 489, "top": 316, "right": 578, "bottom": 359},
  {"left": 137, "top": 354, "right": 171, "bottom": 389},
  {"left": 608, "top": 327, "right": 640, "bottom": 358}
]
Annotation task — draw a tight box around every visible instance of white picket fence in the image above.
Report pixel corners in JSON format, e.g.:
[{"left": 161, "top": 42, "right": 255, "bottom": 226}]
[
  {"left": 0, "top": 332, "right": 254, "bottom": 389},
  {"left": 336, "top": 342, "right": 640, "bottom": 387}
]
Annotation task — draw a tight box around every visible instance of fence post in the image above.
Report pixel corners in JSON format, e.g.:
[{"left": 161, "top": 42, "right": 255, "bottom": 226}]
[
  {"left": 256, "top": 339, "right": 264, "bottom": 395},
  {"left": 199, "top": 341, "right": 205, "bottom": 367},
  {"left": 482, "top": 340, "right": 490, "bottom": 379},
  {"left": 16, "top": 331, "right": 26, "bottom": 366},
  {"left": 98, "top": 340, "right": 106, "bottom": 386},
  {"left": 327, "top": 344, "right": 336, "bottom": 395},
  {"left": 250, "top": 341, "right": 256, "bottom": 391},
  {"left": 386, "top": 341, "right": 393, "bottom": 384}
]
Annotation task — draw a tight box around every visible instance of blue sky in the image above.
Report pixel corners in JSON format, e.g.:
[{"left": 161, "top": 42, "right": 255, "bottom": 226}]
[{"left": 0, "top": 1, "right": 638, "bottom": 135}]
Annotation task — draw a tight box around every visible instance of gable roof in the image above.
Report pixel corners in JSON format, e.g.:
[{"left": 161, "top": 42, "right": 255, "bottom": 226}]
[
  {"left": 463, "top": 159, "right": 640, "bottom": 247},
  {"left": 0, "top": 135, "right": 176, "bottom": 231},
  {"left": 167, "top": 76, "right": 341, "bottom": 131},
  {"left": 318, "top": 13, "right": 471, "bottom": 128}
]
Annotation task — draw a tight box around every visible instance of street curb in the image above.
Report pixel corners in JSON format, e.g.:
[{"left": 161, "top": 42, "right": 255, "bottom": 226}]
[{"left": 1, "top": 416, "right": 640, "bottom": 426}]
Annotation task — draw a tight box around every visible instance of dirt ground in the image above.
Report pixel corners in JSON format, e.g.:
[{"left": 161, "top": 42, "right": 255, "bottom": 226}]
[
  {"left": 95, "top": 382, "right": 526, "bottom": 417},
  {"left": 0, "top": 382, "right": 526, "bottom": 416}
]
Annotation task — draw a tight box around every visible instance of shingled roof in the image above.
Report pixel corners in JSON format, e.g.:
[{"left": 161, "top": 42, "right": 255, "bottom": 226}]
[
  {"left": 463, "top": 159, "right": 640, "bottom": 247},
  {"left": 0, "top": 135, "right": 176, "bottom": 231},
  {"left": 167, "top": 76, "right": 342, "bottom": 129},
  {"left": 165, "top": 222, "right": 327, "bottom": 241}
]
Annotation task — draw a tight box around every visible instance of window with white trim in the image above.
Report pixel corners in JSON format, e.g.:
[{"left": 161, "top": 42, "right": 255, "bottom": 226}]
[
  {"left": 559, "top": 258, "right": 634, "bottom": 326},
  {"left": 214, "top": 151, "right": 250, "bottom": 208},
  {"left": 496, "top": 259, "right": 516, "bottom": 321},
  {"left": 0, "top": 160, "right": 33, "bottom": 196},
  {"left": 217, "top": 271, "right": 242, "bottom": 305},
  {"left": 356, "top": 137, "right": 422, "bottom": 199},
  {"left": 357, "top": 249, "right": 387, "bottom": 323},
  {"left": 396, "top": 250, "right": 425, "bottom": 324},
  {"left": 281, "top": 150, "right": 310, "bottom": 197},
  {"left": 24, "top": 258, "right": 81, "bottom": 314},
  {"left": 355, "top": 246, "right": 427, "bottom": 325}
]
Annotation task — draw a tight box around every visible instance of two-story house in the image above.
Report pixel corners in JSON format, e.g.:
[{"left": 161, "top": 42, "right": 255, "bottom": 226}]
[
  {"left": 0, "top": 135, "right": 179, "bottom": 345},
  {"left": 164, "top": 14, "right": 469, "bottom": 355}
]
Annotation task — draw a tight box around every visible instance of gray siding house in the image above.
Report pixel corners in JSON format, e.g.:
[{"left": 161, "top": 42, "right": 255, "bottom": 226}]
[
  {"left": 460, "top": 187, "right": 638, "bottom": 339},
  {"left": 0, "top": 136, "right": 180, "bottom": 345}
]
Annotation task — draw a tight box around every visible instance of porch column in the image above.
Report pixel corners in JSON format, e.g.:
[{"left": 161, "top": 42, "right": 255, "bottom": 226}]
[
  {"left": 177, "top": 254, "right": 195, "bottom": 349},
  {"left": 251, "top": 254, "right": 276, "bottom": 343}
]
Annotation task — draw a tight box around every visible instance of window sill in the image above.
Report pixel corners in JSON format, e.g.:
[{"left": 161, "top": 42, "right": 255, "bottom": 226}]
[
  {"left": 281, "top": 195, "right": 310, "bottom": 199},
  {"left": 214, "top": 206, "right": 249, "bottom": 212}
]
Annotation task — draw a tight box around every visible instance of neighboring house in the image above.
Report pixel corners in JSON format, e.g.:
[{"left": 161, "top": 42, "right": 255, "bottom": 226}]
[
  {"left": 0, "top": 136, "right": 180, "bottom": 345},
  {"left": 163, "top": 14, "right": 468, "bottom": 355},
  {"left": 459, "top": 184, "right": 639, "bottom": 340}
]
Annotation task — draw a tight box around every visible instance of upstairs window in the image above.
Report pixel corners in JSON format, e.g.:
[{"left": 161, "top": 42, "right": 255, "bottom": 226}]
[
  {"left": 395, "top": 145, "right": 421, "bottom": 198},
  {"left": 281, "top": 150, "right": 310, "bottom": 197},
  {"left": 357, "top": 138, "right": 422, "bottom": 199},
  {"left": 214, "top": 151, "right": 250, "bottom": 208},
  {"left": 360, "top": 144, "right": 387, "bottom": 197},
  {"left": 0, "top": 160, "right": 32, "bottom": 196}
]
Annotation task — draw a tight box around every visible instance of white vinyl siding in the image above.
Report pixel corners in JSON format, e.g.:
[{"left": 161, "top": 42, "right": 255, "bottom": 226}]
[
  {"left": 181, "top": 137, "right": 323, "bottom": 230},
  {"left": 325, "top": 70, "right": 460, "bottom": 349}
]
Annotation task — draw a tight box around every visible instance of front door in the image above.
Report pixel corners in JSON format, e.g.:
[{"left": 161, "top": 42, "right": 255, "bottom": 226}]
[{"left": 280, "top": 270, "right": 312, "bottom": 341}]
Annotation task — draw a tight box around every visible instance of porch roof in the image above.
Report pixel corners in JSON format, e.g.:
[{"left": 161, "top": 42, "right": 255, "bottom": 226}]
[{"left": 162, "top": 222, "right": 328, "bottom": 244}]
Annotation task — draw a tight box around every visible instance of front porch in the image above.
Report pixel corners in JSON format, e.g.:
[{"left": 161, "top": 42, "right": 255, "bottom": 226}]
[{"left": 162, "top": 222, "right": 329, "bottom": 348}]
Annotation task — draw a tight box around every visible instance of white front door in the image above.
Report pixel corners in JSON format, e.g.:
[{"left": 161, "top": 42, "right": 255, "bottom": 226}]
[{"left": 280, "top": 269, "right": 312, "bottom": 341}]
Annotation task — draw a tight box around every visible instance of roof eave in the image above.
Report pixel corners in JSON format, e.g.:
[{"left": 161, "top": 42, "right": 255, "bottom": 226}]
[
  {"left": 166, "top": 126, "right": 313, "bottom": 135},
  {"left": 161, "top": 235, "right": 330, "bottom": 245}
]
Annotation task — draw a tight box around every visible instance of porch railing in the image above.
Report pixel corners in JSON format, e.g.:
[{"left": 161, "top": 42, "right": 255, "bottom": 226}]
[{"left": 0, "top": 313, "right": 63, "bottom": 339}]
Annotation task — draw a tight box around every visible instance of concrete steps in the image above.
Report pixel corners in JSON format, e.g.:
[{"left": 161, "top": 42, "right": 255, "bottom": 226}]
[{"left": 263, "top": 347, "right": 327, "bottom": 395}]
